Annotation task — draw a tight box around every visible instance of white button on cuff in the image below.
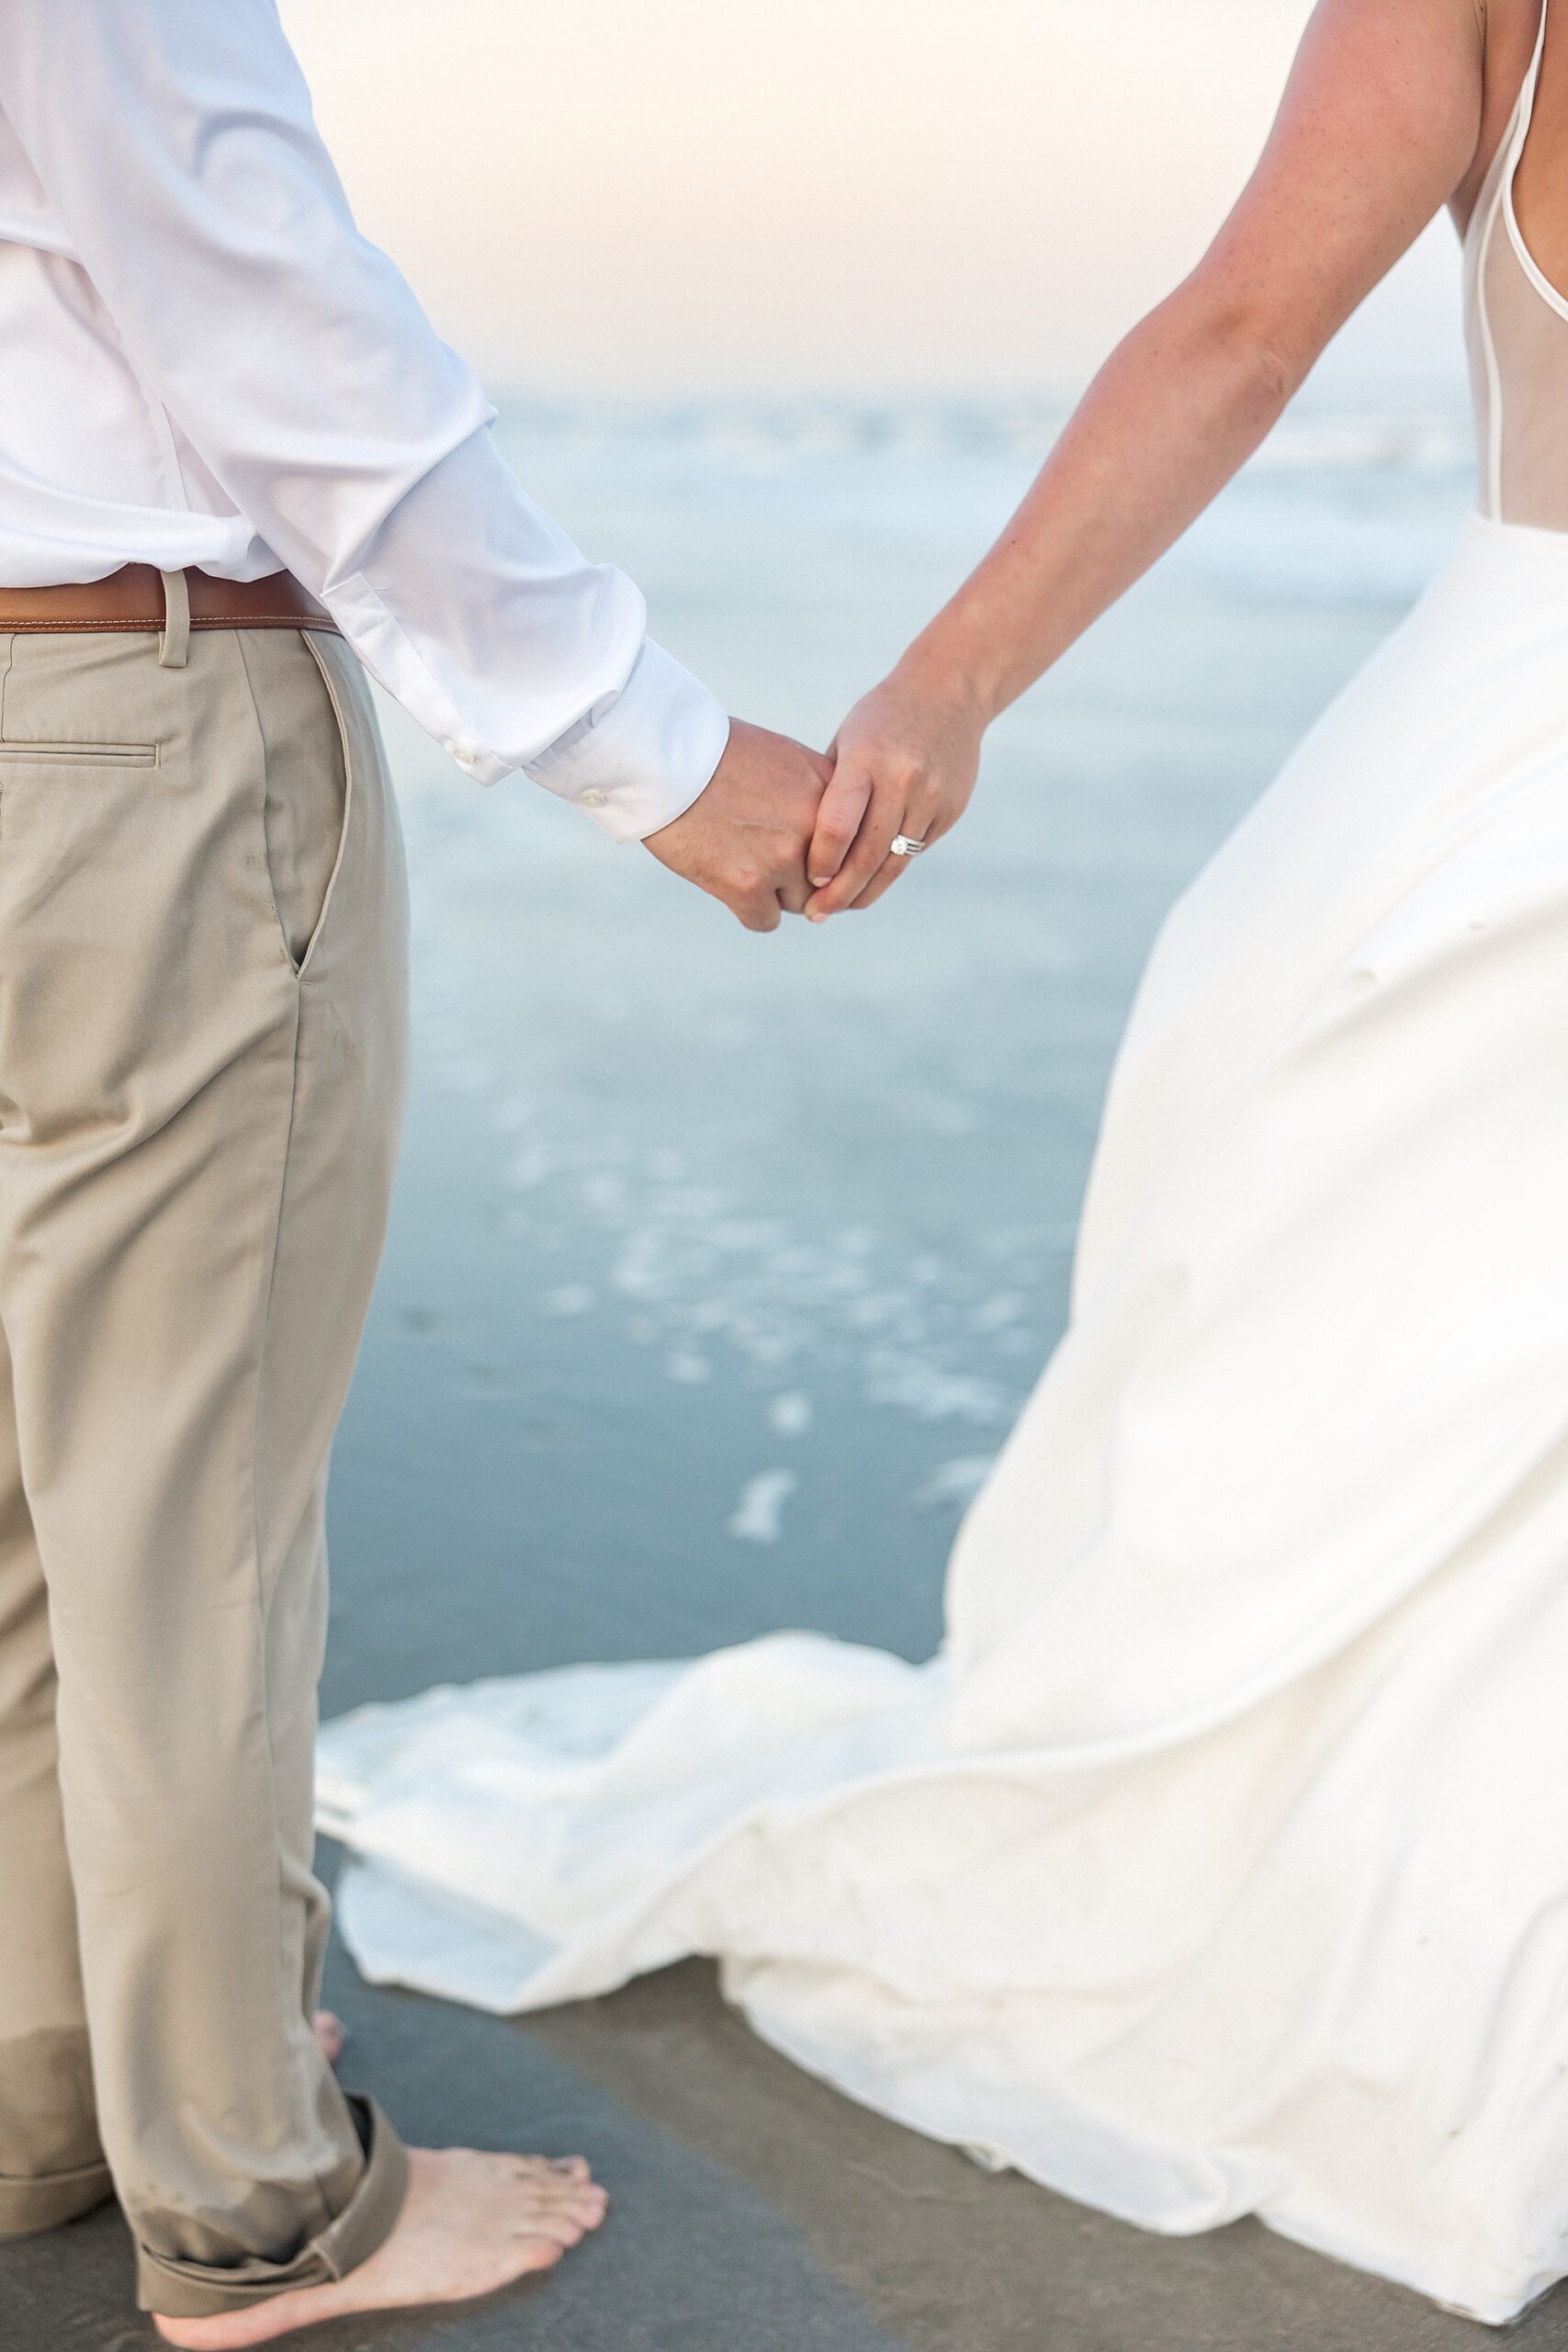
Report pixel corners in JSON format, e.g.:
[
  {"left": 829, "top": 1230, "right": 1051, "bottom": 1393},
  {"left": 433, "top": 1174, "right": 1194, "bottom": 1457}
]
[{"left": 580, "top": 788, "right": 608, "bottom": 809}]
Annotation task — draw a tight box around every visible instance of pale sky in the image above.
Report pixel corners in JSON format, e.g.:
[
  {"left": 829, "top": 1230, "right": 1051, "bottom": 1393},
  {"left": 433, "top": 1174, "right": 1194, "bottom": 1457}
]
[{"left": 280, "top": 0, "right": 1465, "bottom": 401}]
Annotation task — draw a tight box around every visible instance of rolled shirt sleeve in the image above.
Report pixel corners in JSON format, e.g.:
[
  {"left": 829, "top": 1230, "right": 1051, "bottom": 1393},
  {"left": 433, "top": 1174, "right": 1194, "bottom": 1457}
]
[{"left": 0, "top": 0, "right": 729, "bottom": 838}]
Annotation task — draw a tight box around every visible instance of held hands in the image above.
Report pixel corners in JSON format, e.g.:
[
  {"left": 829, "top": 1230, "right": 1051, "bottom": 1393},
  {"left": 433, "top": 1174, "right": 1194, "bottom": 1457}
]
[
  {"left": 643, "top": 670, "right": 985, "bottom": 929},
  {"left": 643, "top": 718, "right": 833, "bottom": 931}
]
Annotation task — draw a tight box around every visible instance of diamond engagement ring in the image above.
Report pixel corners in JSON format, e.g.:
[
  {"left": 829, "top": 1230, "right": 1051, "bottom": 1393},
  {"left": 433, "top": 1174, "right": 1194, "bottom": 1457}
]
[{"left": 890, "top": 834, "right": 929, "bottom": 857}]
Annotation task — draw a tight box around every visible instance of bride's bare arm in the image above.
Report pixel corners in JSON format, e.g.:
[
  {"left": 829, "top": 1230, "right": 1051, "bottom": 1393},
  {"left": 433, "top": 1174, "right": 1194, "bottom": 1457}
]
[{"left": 807, "top": 0, "right": 1491, "bottom": 917}]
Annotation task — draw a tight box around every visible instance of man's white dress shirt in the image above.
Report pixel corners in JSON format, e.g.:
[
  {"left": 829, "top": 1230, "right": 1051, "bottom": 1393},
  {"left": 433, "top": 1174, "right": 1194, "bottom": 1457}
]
[{"left": 0, "top": 1, "right": 730, "bottom": 841}]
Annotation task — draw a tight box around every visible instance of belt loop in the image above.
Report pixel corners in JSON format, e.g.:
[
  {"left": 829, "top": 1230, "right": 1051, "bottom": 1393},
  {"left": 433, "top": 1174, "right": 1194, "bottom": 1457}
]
[{"left": 158, "top": 569, "right": 190, "bottom": 670}]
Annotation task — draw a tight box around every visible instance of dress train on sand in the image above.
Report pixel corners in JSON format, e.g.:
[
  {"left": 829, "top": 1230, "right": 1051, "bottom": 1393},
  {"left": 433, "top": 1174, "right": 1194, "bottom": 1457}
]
[{"left": 322, "top": 512, "right": 1568, "bottom": 2325}]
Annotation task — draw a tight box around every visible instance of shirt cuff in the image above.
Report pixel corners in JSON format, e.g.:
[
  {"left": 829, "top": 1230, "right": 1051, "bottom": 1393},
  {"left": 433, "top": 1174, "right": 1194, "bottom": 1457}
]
[{"left": 524, "top": 639, "right": 731, "bottom": 843}]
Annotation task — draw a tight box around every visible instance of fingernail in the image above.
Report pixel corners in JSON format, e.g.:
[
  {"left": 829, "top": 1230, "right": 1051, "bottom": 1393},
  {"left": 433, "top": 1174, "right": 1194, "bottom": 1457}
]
[{"left": 810, "top": 876, "right": 831, "bottom": 888}]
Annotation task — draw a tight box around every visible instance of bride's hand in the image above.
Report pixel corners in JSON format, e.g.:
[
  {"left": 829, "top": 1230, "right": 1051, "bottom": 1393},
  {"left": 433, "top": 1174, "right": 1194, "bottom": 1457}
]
[{"left": 804, "top": 663, "right": 986, "bottom": 920}]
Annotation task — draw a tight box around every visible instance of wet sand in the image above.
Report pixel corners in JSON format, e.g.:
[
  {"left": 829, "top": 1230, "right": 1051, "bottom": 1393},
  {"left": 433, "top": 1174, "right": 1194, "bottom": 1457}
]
[{"left": 7, "top": 408, "right": 1564, "bottom": 2346}]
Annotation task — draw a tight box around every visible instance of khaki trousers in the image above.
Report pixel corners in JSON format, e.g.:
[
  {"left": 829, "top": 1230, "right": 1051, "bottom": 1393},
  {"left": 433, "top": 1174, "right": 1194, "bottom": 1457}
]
[{"left": 0, "top": 617, "right": 411, "bottom": 2317}]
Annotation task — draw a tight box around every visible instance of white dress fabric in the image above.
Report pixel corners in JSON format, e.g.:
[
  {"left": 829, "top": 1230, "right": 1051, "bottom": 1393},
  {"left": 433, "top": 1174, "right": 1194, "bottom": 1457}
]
[{"left": 319, "top": 18, "right": 1568, "bottom": 2327}]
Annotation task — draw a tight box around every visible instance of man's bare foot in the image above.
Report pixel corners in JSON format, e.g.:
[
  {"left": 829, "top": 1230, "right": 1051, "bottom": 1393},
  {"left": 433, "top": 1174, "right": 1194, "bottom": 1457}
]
[
  {"left": 310, "top": 2011, "right": 344, "bottom": 2067},
  {"left": 152, "top": 2146, "right": 608, "bottom": 2348}
]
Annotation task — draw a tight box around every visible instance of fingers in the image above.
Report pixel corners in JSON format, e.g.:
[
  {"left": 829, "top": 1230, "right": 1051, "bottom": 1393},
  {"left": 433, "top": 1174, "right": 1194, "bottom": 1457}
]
[
  {"left": 642, "top": 720, "right": 831, "bottom": 930},
  {"left": 774, "top": 858, "right": 814, "bottom": 918},
  {"left": 805, "top": 793, "right": 898, "bottom": 918},
  {"left": 850, "top": 853, "right": 916, "bottom": 911},
  {"left": 807, "top": 782, "right": 939, "bottom": 920},
  {"left": 807, "top": 759, "right": 874, "bottom": 889},
  {"left": 732, "top": 880, "right": 783, "bottom": 932},
  {"left": 852, "top": 792, "right": 948, "bottom": 909},
  {"left": 738, "top": 820, "right": 816, "bottom": 924},
  {"left": 649, "top": 699, "right": 964, "bottom": 933}
]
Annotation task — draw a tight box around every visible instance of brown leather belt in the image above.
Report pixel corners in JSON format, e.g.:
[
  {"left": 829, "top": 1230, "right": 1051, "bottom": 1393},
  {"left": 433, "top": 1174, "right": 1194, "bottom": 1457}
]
[{"left": 0, "top": 565, "right": 337, "bottom": 635}]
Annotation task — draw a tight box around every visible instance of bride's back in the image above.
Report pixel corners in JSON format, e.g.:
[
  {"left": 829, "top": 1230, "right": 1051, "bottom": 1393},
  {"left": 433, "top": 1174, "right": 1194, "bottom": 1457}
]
[{"left": 1467, "top": 0, "right": 1568, "bottom": 526}]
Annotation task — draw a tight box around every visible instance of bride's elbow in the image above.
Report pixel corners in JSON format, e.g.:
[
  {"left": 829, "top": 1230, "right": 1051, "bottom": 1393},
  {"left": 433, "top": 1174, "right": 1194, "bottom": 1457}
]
[
  {"left": 1125, "top": 277, "right": 1316, "bottom": 419},
  {"left": 1196, "top": 303, "right": 1313, "bottom": 413}
]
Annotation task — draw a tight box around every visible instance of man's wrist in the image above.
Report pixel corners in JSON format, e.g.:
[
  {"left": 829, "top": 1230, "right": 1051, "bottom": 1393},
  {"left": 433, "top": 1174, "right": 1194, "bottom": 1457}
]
[{"left": 525, "top": 642, "right": 731, "bottom": 842}]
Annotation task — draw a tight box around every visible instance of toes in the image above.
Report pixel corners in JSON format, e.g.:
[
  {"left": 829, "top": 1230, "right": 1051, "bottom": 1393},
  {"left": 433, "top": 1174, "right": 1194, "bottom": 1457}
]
[
  {"left": 525, "top": 2213, "right": 587, "bottom": 2250},
  {"left": 513, "top": 2234, "right": 566, "bottom": 2274},
  {"left": 486, "top": 2151, "right": 609, "bottom": 2256},
  {"left": 513, "top": 2179, "right": 607, "bottom": 2249},
  {"left": 558, "top": 2182, "right": 608, "bottom": 2220},
  {"left": 515, "top": 2154, "right": 593, "bottom": 2184},
  {"left": 535, "top": 2188, "right": 607, "bottom": 2235}
]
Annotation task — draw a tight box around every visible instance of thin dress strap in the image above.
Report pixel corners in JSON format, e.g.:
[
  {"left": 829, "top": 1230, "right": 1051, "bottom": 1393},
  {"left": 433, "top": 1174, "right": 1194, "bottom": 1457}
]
[{"left": 1505, "top": 0, "right": 1553, "bottom": 226}]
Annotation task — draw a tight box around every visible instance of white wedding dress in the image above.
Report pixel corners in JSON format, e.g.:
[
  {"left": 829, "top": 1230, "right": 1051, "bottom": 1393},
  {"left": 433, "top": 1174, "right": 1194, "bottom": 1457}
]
[{"left": 319, "top": 16, "right": 1568, "bottom": 2326}]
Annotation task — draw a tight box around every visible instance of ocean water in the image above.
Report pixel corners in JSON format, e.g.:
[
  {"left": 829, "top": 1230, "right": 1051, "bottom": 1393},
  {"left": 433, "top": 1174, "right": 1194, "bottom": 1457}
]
[{"left": 320, "top": 392, "right": 1477, "bottom": 1715}]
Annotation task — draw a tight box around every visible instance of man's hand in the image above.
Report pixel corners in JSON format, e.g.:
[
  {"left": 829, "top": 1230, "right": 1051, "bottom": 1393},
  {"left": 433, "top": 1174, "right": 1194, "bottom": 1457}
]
[{"left": 643, "top": 720, "right": 833, "bottom": 931}]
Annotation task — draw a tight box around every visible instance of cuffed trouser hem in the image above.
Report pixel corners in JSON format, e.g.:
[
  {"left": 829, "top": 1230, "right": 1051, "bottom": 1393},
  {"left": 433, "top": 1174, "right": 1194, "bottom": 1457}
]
[
  {"left": 134, "top": 2096, "right": 410, "bottom": 2319},
  {"left": 0, "top": 2155, "right": 116, "bottom": 2237}
]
